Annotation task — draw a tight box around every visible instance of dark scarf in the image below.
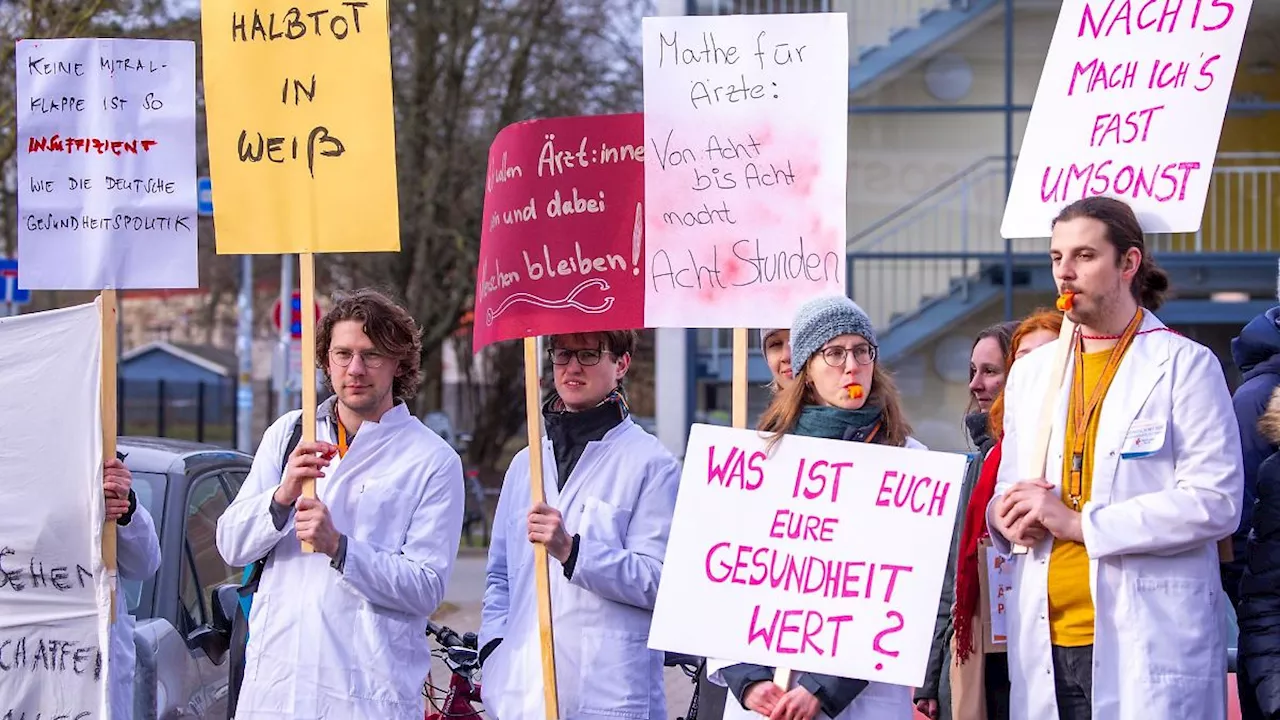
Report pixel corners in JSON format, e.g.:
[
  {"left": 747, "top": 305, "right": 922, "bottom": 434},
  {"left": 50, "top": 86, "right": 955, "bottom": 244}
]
[
  {"left": 965, "top": 411, "right": 993, "bottom": 451},
  {"left": 793, "top": 404, "right": 885, "bottom": 442},
  {"left": 542, "top": 389, "right": 629, "bottom": 489}
]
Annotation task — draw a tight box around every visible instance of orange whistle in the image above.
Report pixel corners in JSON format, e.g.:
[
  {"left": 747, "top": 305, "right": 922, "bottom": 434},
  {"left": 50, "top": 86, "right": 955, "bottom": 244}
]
[
  {"left": 846, "top": 384, "right": 864, "bottom": 399},
  {"left": 1056, "top": 291, "right": 1075, "bottom": 312}
]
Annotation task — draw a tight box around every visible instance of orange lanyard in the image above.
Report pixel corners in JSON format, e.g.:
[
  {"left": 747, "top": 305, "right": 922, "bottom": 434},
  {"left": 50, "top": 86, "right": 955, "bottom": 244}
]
[
  {"left": 1066, "top": 309, "right": 1143, "bottom": 508},
  {"left": 337, "top": 421, "right": 350, "bottom": 458}
]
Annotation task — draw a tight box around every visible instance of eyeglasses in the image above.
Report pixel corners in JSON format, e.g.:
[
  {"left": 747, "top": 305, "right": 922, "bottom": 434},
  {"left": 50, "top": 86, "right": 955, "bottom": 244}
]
[
  {"left": 329, "top": 349, "right": 390, "bottom": 369},
  {"left": 547, "top": 347, "right": 613, "bottom": 366},
  {"left": 819, "top": 344, "right": 877, "bottom": 368}
]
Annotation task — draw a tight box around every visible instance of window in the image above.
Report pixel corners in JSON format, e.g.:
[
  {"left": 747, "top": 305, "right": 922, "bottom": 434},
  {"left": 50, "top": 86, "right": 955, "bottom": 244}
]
[
  {"left": 180, "top": 472, "right": 241, "bottom": 629},
  {"left": 121, "top": 470, "right": 166, "bottom": 615}
]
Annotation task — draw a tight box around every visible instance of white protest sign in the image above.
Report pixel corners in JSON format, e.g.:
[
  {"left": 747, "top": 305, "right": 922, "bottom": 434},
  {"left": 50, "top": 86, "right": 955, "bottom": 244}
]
[
  {"left": 0, "top": 303, "right": 110, "bottom": 719},
  {"left": 641, "top": 13, "right": 848, "bottom": 328},
  {"left": 16, "top": 38, "right": 198, "bottom": 289},
  {"left": 649, "top": 424, "right": 967, "bottom": 686},
  {"left": 1002, "top": 0, "right": 1253, "bottom": 238}
]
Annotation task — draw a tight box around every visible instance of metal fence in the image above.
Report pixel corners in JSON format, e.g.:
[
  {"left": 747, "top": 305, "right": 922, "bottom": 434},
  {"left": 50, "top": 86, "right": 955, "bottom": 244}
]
[{"left": 119, "top": 378, "right": 237, "bottom": 446}]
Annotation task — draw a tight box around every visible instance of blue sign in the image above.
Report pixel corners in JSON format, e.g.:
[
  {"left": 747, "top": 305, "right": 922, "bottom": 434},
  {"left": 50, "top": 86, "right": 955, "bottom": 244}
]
[
  {"left": 0, "top": 259, "right": 30, "bottom": 305},
  {"left": 198, "top": 176, "right": 213, "bottom": 216}
]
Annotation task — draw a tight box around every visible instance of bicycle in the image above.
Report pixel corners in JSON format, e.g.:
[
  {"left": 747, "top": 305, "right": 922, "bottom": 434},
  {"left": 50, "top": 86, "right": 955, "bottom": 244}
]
[
  {"left": 665, "top": 652, "right": 703, "bottom": 720},
  {"left": 423, "top": 620, "right": 483, "bottom": 720}
]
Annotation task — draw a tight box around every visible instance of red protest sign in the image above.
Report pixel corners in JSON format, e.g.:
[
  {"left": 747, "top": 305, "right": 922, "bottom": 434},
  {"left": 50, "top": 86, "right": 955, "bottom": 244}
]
[{"left": 473, "top": 114, "right": 645, "bottom": 351}]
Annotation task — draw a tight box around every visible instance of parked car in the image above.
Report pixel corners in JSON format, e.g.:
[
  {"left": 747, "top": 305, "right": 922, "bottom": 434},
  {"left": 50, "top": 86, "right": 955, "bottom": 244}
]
[{"left": 119, "top": 436, "right": 253, "bottom": 720}]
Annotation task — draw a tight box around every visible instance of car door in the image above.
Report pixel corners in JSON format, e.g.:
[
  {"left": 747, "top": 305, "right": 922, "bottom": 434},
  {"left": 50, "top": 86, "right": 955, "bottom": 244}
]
[{"left": 178, "top": 468, "right": 245, "bottom": 719}]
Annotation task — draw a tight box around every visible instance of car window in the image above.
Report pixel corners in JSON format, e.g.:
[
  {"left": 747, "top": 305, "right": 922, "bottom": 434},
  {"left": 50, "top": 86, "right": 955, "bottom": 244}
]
[
  {"left": 122, "top": 471, "right": 166, "bottom": 614},
  {"left": 222, "top": 469, "right": 248, "bottom": 499},
  {"left": 180, "top": 472, "right": 242, "bottom": 628}
]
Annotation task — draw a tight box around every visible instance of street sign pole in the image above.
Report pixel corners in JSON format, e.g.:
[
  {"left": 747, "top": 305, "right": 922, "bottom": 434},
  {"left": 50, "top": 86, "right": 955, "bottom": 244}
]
[{"left": 276, "top": 255, "right": 293, "bottom": 419}]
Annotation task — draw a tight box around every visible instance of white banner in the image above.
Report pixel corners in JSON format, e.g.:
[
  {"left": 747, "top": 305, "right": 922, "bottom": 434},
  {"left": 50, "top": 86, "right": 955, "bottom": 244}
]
[
  {"left": 649, "top": 424, "right": 966, "bottom": 687},
  {"left": 641, "top": 13, "right": 848, "bottom": 329},
  {"left": 16, "top": 38, "right": 198, "bottom": 289},
  {"left": 0, "top": 302, "right": 109, "bottom": 719},
  {"left": 1002, "top": 0, "right": 1253, "bottom": 238}
]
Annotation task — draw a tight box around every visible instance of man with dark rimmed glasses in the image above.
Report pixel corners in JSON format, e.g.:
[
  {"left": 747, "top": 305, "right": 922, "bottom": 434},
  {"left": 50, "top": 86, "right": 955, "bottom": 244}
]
[{"left": 480, "top": 330, "right": 681, "bottom": 720}]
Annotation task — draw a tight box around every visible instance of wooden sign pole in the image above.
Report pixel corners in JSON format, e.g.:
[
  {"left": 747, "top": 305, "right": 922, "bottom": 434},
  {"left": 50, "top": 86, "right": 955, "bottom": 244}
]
[
  {"left": 100, "top": 291, "right": 119, "bottom": 622},
  {"left": 299, "top": 252, "right": 318, "bottom": 552},
  {"left": 730, "top": 327, "right": 795, "bottom": 687},
  {"left": 524, "top": 336, "right": 560, "bottom": 718}
]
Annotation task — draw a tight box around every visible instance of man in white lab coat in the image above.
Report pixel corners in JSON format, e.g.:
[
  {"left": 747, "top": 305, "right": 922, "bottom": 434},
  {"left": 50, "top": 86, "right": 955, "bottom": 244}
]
[
  {"left": 217, "top": 289, "right": 464, "bottom": 720},
  {"left": 480, "top": 329, "right": 681, "bottom": 720},
  {"left": 988, "top": 196, "right": 1243, "bottom": 720},
  {"left": 105, "top": 453, "right": 161, "bottom": 719}
]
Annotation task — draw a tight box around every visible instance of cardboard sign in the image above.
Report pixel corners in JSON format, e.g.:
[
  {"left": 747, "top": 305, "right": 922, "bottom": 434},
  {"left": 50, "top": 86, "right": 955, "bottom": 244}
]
[
  {"left": 649, "top": 424, "right": 966, "bottom": 686},
  {"left": 0, "top": 303, "right": 110, "bottom": 718},
  {"left": 201, "top": 1, "right": 400, "bottom": 254},
  {"left": 473, "top": 114, "right": 645, "bottom": 351},
  {"left": 641, "top": 13, "right": 848, "bottom": 328},
  {"left": 1002, "top": 0, "right": 1253, "bottom": 238},
  {"left": 16, "top": 38, "right": 197, "bottom": 290}
]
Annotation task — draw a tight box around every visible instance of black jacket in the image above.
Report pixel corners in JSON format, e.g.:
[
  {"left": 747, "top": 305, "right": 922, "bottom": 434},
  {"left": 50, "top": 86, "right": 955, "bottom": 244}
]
[
  {"left": 1231, "top": 307, "right": 1280, "bottom": 572},
  {"left": 1238, "top": 387, "right": 1280, "bottom": 718}
]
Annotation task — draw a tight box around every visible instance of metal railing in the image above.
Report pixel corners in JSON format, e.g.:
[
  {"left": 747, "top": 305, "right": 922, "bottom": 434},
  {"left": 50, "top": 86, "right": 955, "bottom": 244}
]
[
  {"left": 687, "top": 0, "right": 954, "bottom": 60},
  {"left": 843, "top": 152, "right": 1280, "bottom": 329}
]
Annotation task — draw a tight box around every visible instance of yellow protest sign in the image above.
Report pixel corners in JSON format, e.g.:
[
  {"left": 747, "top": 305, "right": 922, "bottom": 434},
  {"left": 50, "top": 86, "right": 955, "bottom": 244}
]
[{"left": 201, "top": 1, "right": 400, "bottom": 254}]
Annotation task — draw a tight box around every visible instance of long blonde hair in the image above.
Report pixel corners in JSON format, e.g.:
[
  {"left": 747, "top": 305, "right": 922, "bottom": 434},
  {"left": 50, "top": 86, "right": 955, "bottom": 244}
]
[{"left": 758, "top": 361, "right": 912, "bottom": 450}]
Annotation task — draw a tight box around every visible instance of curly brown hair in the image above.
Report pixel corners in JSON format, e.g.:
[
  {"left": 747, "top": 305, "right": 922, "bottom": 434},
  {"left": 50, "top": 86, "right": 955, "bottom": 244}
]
[{"left": 316, "top": 289, "right": 423, "bottom": 402}]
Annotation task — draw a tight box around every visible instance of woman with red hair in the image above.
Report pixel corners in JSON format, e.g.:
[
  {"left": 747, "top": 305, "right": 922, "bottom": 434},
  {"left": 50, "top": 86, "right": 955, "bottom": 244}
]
[{"left": 949, "top": 309, "right": 1063, "bottom": 720}]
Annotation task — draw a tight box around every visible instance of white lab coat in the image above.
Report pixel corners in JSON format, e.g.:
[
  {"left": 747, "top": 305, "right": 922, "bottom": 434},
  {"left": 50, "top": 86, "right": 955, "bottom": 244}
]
[
  {"left": 479, "top": 417, "right": 680, "bottom": 720},
  {"left": 704, "top": 436, "right": 927, "bottom": 720},
  {"left": 216, "top": 399, "right": 464, "bottom": 719},
  {"left": 988, "top": 312, "right": 1242, "bottom": 720},
  {"left": 111, "top": 501, "right": 160, "bottom": 720}
]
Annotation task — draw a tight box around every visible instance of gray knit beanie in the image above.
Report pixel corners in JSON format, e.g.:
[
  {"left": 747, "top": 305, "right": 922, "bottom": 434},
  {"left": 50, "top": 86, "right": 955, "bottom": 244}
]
[
  {"left": 759, "top": 328, "right": 784, "bottom": 351},
  {"left": 789, "top": 295, "right": 877, "bottom": 371}
]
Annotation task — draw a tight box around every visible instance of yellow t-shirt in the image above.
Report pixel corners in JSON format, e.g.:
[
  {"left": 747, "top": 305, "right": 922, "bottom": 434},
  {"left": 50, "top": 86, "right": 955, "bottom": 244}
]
[{"left": 1047, "top": 348, "right": 1123, "bottom": 647}]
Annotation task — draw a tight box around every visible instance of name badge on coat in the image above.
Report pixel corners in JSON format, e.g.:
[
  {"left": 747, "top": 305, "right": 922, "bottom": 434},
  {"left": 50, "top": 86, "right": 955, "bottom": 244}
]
[{"left": 1120, "top": 419, "right": 1166, "bottom": 459}]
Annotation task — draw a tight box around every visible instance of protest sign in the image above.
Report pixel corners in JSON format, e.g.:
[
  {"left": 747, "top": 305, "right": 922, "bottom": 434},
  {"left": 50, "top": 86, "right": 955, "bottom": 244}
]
[
  {"left": 473, "top": 114, "right": 645, "bottom": 351},
  {"left": 649, "top": 424, "right": 966, "bottom": 686},
  {"left": 0, "top": 303, "right": 110, "bottom": 719},
  {"left": 641, "top": 13, "right": 848, "bottom": 329},
  {"left": 201, "top": 0, "right": 399, "bottom": 254},
  {"left": 16, "top": 38, "right": 197, "bottom": 289},
  {"left": 1002, "top": 0, "right": 1253, "bottom": 237}
]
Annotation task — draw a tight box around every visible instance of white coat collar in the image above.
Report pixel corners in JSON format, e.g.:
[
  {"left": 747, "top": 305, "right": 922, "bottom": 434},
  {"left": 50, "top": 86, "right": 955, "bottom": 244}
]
[{"left": 540, "top": 416, "right": 637, "bottom": 510}]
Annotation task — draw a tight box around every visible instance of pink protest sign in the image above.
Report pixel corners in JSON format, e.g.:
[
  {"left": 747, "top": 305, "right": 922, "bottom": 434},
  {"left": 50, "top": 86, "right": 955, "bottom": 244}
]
[
  {"left": 648, "top": 424, "right": 966, "bottom": 685},
  {"left": 640, "top": 13, "right": 849, "bottom": 329},
  {"left": 1002, "top": 0, "right": 1253, "bottom": 237},
  {"left": 473, "top": 114, "right": 645, "bottom": 351}
]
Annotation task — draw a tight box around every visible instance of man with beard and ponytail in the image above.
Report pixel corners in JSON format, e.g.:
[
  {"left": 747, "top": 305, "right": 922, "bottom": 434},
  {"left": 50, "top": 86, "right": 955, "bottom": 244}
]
[
  {"left": 217, "top": 289, "right": 465, "bottom": 720},
  {"left": 987, "top": 196, "right": 1243, "bottom": 720},
  {"left": 479, "top": 329, "right": 681, "bottom": 720}
]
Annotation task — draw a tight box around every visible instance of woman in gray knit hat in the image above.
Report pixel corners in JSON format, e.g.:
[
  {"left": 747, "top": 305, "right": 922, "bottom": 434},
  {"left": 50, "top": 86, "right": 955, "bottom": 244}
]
[{"left": 710, "top": 294, "right": 922, "bottom": 720}]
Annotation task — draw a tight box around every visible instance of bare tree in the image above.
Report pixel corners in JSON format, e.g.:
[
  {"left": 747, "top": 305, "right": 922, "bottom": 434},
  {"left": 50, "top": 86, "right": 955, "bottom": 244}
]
[{"left": 337, "top": 0, "right": 646, "bottom": 472}]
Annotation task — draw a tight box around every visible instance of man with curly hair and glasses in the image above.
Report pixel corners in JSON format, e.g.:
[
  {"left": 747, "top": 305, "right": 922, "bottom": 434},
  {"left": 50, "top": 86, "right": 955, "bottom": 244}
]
[
  {"left": 479, "top": 329, "right": 681, "bottom": 720},
  {"left": 217, "top": 289, "right": 464, "bottom": 720}
]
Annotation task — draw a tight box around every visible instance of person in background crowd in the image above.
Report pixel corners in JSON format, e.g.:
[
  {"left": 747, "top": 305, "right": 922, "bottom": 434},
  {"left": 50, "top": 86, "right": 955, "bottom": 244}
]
[
  {"left": 1239, "top": 386, "right": 1280, "bottom": 720},
  {"left": 1229, "top": 281, "right": 1280, "bottom": 720},
  {"left": 105, "top": 453, "right": 161, "bottom": 720},
  {"left": 710, "top": 295, "right": 920, "bottom": 720},
  {"left": 216, "top": 289, "right": 464, "bottom": 720},
  {"left": 479, "top": 329, "right": 680, "bottom": 720},
  {"left": 917, "top": 320, "right": 1018, "bottom": 720},
  {"left": 949, "top": 310, "right": 1062, "bottom": 720},
  {"left": 762, "top": 327, "right": 795, "bottom": 393},
  {"left": 988, "top": 196, "right": 1242, "bottom": 719}
]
